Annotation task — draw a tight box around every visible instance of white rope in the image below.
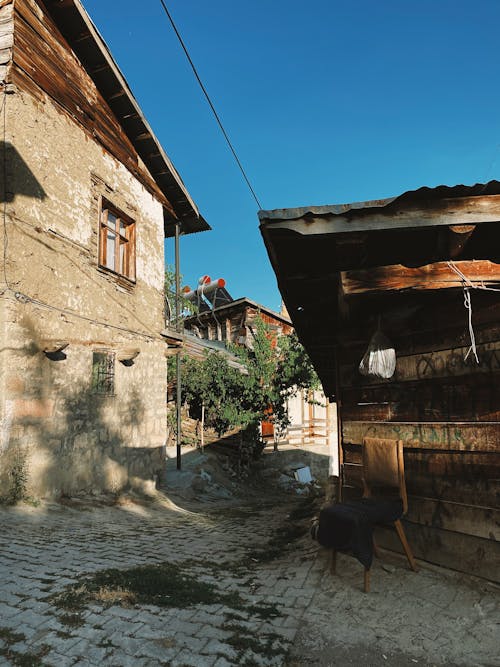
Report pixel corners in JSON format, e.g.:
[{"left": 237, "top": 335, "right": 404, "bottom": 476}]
[
  {"left": 447, "top": 261, "right": 500, "bottom": 292},
  {"left": 446, "top": 261, "right": 500, "bottom": 365},
  {"left": 463, "top": 287, "right": 479, "bottom": 363}
]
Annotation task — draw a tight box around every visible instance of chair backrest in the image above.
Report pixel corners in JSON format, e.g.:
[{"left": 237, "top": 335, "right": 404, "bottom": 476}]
[{"left": 362, "top": 437, "right": 408, "bottom": 514}]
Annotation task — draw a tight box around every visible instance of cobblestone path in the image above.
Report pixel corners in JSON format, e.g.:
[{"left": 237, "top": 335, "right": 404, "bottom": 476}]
[{"left": 0, "top": 492, "right": 498, "bottom": 666}]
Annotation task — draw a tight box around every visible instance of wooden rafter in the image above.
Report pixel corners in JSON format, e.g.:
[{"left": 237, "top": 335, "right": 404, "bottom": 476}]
[{"left": 341, "top": 259, "right": 500, "bottom": 295}]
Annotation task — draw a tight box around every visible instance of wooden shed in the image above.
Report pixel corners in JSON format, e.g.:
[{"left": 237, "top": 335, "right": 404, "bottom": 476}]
[{"left": 259, "top": 182, "right": 500, "bottom": 582}]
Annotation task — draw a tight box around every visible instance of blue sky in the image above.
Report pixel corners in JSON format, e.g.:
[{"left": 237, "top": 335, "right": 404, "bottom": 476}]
[{"left": 84, "top": 0, "right": 500, "bottom": 312}]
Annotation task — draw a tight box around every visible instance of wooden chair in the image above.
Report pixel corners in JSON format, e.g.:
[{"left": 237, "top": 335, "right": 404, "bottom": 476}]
[{"left": 327, "top": 437, "right": 418, "bottom": 592}]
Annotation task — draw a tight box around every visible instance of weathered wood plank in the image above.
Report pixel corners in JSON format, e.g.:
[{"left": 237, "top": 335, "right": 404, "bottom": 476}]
[
  {"left": 405, "top": 497, "right": 498, "bottom": 541},
  {"left": 0, "top": 1, "right": 13, "bottom": 79},
  {"left": 340, "top": 340, "right": 500, "bottom": 387},
  {"left": 343, "top": 445, "right": 500, "bottom": 506},
  {"left": 341, "top": 482, "right": 498, "bottom": 540},
  {"left": 341, "top": 260, "right": 500, "bottom": 295},
  {"left": 342, "top": 374, "right": 500, "bottom": 422},
  {"left": 375, "top": 522, "right": 500, "bottom": 583},
  {"left": 343, "top": 421, "right": 500, "bottom": 452},
  {"left": 12, "top": 0, "right": 171, "bottom": 209},
  {"left": 337, "top": 294, "right": 500, "bottom": 362}
]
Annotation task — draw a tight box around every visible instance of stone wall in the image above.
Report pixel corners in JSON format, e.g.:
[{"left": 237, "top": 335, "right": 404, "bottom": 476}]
[{"left": 0, "top": 83, "right": 168, "bottom": 498}]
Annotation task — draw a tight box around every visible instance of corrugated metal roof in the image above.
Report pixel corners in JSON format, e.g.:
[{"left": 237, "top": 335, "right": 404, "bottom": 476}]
[
  {"left": 258, "top": 181, "right": 500, "bottom": 222},
  {"left": 183, "top": 332, "right": 248, "bottom": 373}
]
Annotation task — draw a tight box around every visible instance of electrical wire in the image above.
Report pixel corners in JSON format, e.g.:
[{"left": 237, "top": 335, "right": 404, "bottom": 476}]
[
  {"left": 158, "top": 0, "right": 263, "bottom": 210},
  {"left": 0, "top": 87, "right": 162, "bottom": 343},
  {"left": 7, "top": 289, "right": 159, "bottom": 340}
]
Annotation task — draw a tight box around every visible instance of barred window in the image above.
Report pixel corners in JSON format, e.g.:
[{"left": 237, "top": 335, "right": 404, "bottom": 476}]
[{"left": 91, "top": 351, "right": 115, "bottom": 395}]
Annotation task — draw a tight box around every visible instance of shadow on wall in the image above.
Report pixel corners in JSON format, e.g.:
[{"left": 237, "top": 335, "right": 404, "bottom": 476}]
[
  {"left": 0, "top": 141, "right": 47, "bottom": 202},
  {"left": 0, "top": 317, "right": 162, "bottom": 501}
]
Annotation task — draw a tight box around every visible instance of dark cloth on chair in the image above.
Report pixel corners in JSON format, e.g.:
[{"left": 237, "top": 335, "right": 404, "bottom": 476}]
[{"left": 317, "top": 497, "right": 404, "bottom": 568}]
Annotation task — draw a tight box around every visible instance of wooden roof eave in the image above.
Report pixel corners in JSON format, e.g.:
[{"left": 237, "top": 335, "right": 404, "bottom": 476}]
[
  {"left": 259, "top": 193, "right": 500, "bottom": 237},
  {"left": 44, "top": 0, "right": 210, "bottom": 237}
]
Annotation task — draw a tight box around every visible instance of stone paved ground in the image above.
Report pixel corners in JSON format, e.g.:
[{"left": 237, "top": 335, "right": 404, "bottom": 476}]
[{"left": 0, "top": 483, "right": 498, "bottom": 667}]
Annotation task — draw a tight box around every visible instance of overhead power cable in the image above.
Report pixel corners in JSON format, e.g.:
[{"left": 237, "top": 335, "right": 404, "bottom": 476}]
[{"left": 158, "top": 0, "right": 263, "bottom": 210}]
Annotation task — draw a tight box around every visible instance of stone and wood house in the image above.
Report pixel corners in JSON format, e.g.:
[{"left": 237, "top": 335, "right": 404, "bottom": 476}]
[{"left": 0, "top": 0, "right": 208, "bottom": 498}]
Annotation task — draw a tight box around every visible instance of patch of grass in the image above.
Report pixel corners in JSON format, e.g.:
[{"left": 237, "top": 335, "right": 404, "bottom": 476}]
[
  {"left": 250, "top": 602, "right": 281, "bottom": 619},
  {"left": 0, "top": 628, "right": 50, "bottom": 667},
  {"left": 47, "top": 558, "right": 282, "bottom": 627},
  {"left": 243, "top": 523, "right": 308, "bottom": 565},
  {"left": 49, "top": 561, "right": 246, "bottom": 613},
  {"left": 57, "top": 613, "right": 84, "bottom": 628},
  {"left": 96, "top": 638, "right": 114, "bottom": 649},
  {"left": 222, "top": 623, "right": 286, "bottom": 662},
  {"left": 0, "top": 628, "right": 25, "bottom": 644}
]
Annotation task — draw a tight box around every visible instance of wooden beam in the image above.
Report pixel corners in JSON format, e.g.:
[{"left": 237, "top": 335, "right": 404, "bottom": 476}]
[
  {"left": 262, "top": 194, "right": 500, "bottom": 235},
  {"left": 341, "top": 260, "right": 500, "bottom": 295}
]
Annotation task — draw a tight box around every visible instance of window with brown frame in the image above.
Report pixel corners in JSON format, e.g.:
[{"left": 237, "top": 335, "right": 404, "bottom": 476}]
[{"left": 99, "top": 200, "right": 136, "bottom": 281}]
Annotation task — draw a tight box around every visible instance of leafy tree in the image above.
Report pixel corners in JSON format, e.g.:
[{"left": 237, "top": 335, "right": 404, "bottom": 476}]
[
  {"left": 235, "top": 315, "right": 320, "bottom": 439},
  {"left": 168, "top": 313, "right": 320, "bottom": 449}
]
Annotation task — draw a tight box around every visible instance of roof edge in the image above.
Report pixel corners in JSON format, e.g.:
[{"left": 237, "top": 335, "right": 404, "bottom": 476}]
[{"left": 258, "top": 180, "right": 500, "bottom": 222}]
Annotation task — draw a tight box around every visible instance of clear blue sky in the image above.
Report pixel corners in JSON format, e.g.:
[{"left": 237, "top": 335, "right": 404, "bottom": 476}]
[{"left": 84, "top": 0, "right": 500, "bottom": 313}]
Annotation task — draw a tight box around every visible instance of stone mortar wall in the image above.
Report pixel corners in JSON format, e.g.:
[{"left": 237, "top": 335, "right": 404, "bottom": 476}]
[{"left": 0, "top": 85, "right": 168, "bottom": 498}]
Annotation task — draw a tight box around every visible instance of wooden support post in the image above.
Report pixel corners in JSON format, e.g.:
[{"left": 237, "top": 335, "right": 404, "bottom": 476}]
[
  {"left": 200, "top": 402, "right": 205, "bottom": 451},
  {"left": 334, "top": 346, "right": 344, "bottom": 502}
]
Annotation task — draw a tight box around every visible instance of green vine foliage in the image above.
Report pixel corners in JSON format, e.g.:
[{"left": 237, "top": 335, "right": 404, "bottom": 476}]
[
  {"left": 0, "top": 449, "right": 29, "bottom": 505},
  {"left": 234, "top": 316, "right": 320, "bottom": 436},
  {"left": 168, "top": 315, "right": 320, "bottom": 440},
  {"left": 164, "top": 265, "right": 198, "bottom": 323}
]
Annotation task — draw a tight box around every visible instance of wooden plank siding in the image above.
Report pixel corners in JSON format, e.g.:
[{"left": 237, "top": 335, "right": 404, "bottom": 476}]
[
  {"left": 339, "top": 298, "right": 500, "bottom": 580},
  {"left": 11, "top": 0, "right": 172, "bottom": 212},
  {"left": 375, "top": 522, "right": 500, "bottom": 582},
  {"left": 259, "top": 190, "right": 500, "bottom": 581}
]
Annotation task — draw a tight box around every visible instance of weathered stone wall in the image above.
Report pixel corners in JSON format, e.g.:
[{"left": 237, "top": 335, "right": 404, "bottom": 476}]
[{"left": 0, "top": 84, "right": 168, "bottom": 498}]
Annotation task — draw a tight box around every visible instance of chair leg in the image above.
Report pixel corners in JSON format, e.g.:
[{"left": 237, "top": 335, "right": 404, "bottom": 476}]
[
  {"left": 330, "top": 549, "right": 337, "bottom": 574},
  {"left": 394, "top": 519, "right": 418, "bottom": 572},
  {"left": 372, "top": 535, "right": 380, "bottom": 559},
  {"left": 364, "top": 567, "right": 371, "bottom": 593}
]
